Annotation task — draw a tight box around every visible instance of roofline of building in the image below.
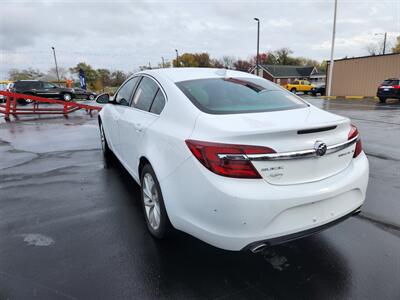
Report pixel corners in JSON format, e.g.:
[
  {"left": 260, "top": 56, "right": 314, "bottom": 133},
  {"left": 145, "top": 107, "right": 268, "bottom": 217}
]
[
  {"left": 250, "top": 65, "right": 318, "bottom": 78},
  {"left": 327, "top": 52, "right": 400, "bottom": 64}
]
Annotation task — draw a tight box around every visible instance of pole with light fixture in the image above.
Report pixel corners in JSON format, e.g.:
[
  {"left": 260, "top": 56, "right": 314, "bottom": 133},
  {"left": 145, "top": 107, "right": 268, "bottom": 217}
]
[
  {"left": 375, "top": 32, "right": 387, "bottom": 54},
  {"left": 51, "top": 46, "right": 60, "bottom": 83},
  {"left": 327, "top": 0, "right": 337, "bottom": 97},
  {"left": 175, "top": 49, "right": 179, "bottom": 67},
  {"left": 254, "top": 18, "right": 260, "bottom": 76}
]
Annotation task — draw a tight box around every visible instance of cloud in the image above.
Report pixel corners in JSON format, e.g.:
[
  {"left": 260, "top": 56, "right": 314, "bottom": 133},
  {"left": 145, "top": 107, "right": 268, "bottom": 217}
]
[{"left": 0, "top": 0, "right": 399, "bottom": 78}]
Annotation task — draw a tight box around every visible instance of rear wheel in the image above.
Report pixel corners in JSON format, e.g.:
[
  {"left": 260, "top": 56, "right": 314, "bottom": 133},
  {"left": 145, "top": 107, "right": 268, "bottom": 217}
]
[
  {"left": 99, "top": 121, "right": 112, "bottom": 159},
  {"left": 63, "top": 93, "right": 72, "bottom": 101},
  {"left": 88, "top": 94, "right": 95, "bottom": 100},
  {"left": 140, "top": 164, "right": 172, "bottom": 239},
  {"left": 291, "top": 88, "right": 297, "bottom": 94},
  {"left": 379, "top": 97, "right": 386, "bottom": 103}
]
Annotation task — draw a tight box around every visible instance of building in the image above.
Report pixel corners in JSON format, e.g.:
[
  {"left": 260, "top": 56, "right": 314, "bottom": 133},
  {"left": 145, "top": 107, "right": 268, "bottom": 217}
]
[
  {"left": 250, "top": 65, "right": 326, "bottom": 85},
  {"left": 326, "top": 53, "right": 400, "bottom": 97}
]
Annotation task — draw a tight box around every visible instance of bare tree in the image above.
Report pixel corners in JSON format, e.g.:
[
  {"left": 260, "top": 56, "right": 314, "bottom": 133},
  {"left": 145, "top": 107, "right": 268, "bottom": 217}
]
[{"left": 221, "top": 56, "right": 237, "bottom": 69}]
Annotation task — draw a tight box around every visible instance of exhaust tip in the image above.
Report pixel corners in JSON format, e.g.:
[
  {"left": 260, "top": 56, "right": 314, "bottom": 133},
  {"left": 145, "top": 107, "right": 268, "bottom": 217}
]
[{"left": 250, "top": 243, "right": 267, "bottom": 253}]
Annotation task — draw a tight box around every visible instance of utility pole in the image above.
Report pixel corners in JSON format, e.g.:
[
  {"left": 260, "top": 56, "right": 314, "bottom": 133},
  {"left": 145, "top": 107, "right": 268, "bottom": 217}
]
[
  {"left": 383, "top": 32, "right": 387, "bottom": 54},
  {"left": 161, "top": 56, "right": 165, "bottom": 68},
  {"left": 51, "top": 46, "right": 60, "bottom": 83},
  {"left": 327, "top": 0, "right": 337, "bottom": 97},
  {"left": 375, "top": 32, "right": 387, "bottom": 54},
  {"left": 175, "top": 49, "right": 179, "bottom": 67},
  {"left": 254, "top": 18, "right": 260, "bottom": 76}
]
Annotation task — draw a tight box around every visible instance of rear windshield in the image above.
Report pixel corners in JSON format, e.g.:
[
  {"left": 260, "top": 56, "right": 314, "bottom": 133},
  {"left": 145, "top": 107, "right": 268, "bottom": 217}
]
[
  {"left": 382, "top": 79, "right": 399, "bottom": 85},
  {"left": 176, "top": 77, "right": 307, "bottom": 114}
]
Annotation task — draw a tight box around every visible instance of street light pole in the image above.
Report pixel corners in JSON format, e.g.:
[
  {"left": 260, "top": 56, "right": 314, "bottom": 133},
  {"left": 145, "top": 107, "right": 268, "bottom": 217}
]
[
  {"left": 383, "top": 32, "right": 387, "bottom": 54},
  {"left": 327, "top": 0, "right": 337, "bottom": 97},
  {"left": 254, "top": 18, "right": 260, "bottom": 76},
  {"left": 51, "top": 46, "right": 60, "bottom": 83},
  {"left": 175, "top": 49, "right": 179, "bottom": 67},
  {"left": 161, "top": 56, "right": 165, "bottom": 68},
  {"left": 375, "top": 32, "right": 388, "bottom": 54}
]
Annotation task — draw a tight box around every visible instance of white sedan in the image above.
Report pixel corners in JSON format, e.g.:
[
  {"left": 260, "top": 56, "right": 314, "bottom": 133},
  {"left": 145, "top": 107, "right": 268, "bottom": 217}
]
[{"left": 97, "top": 68, "right": 369, "bottom": 252}]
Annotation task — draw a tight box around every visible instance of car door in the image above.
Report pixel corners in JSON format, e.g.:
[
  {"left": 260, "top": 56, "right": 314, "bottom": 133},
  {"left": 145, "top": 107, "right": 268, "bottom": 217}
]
[
  {"left": 303, "top": 80, "right": 312, "bottom": 91},
  {"left": 119, "top": 76, "right": 166, "bottom": 180},
  {"left": 105, "top": 77, "right": 140, "bottom": 158}
]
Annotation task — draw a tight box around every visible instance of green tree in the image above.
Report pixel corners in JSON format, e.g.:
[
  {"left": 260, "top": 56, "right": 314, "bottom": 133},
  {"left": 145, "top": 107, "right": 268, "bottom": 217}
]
[
  {"left": 69, "top": 62, "right": 98, "bottom": 89},
  {"left": 173, "top": 52, "right": 212, "bottom": 67},
  {"left": 111, "top": 70, "right": 129, "bottom": 86},
  {"left": 96, "top": 69, "right": 112, "bottom": 92},
  {"left": 392, "top": 36, "right": 400, "bottom": 53}
]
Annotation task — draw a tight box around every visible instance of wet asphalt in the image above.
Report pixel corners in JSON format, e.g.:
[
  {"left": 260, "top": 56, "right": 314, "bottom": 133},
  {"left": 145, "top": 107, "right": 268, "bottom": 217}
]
[{"left": 0, "top": 97, "right": 399, "bottom": 300}]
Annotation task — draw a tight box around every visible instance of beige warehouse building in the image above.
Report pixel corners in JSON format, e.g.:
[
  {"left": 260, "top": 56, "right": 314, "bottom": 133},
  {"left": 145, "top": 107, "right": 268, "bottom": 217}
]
[{"left": 327, "top": 53, "right": 400, "bottom": 97}]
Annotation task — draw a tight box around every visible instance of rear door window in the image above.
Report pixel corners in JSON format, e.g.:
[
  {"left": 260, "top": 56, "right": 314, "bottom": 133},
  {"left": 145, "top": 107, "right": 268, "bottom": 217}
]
[
  {"left": 149, "top": 89, "right": 166, "bottom": 115},
  {"left": 176, "top": 77, "right": 307, "bottom": 114},
  {"left": 42, "top": 82, "right": 56, "bottom": 89},
  {"left": 131, "top": 77, "right": 159, "bottom": 112}
]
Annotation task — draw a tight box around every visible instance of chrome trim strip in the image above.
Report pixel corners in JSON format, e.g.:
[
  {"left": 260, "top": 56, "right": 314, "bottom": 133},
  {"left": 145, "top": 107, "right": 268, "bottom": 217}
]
[
  {"left": 217, "top": 135, "right": 358, "bottom": 161},
  {"left": 217, "top": 154, "right": 248, "bottom": 160}
]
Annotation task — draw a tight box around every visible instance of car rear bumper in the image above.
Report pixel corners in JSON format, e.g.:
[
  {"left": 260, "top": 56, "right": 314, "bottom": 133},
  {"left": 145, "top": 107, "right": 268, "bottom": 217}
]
[
  {"left": 377, "top": 90, "right": 400, "bottom": 99},
  {"left": 242, "top": 205, "right": 361, "bottom": 252},
  {"left": 161, "top": 152, "right": 369, "bottom": 251}
]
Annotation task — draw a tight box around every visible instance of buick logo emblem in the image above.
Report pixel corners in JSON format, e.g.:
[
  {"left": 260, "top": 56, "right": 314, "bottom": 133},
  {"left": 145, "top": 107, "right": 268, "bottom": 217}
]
[{"left": 314, "top": 141, "right": 327, "bottom": 156}]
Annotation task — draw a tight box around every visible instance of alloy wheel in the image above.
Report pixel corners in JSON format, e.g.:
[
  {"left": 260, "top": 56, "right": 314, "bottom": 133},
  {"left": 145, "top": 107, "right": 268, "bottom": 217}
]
[
  {"left": 64, "top": 94, "right": 72, "bottom": 101},
  {"left": 142, "top": 173, "right": 161, "bottom": 230},
  {"left": 100, "top": 124, "right": 106, "bottom": 152}
]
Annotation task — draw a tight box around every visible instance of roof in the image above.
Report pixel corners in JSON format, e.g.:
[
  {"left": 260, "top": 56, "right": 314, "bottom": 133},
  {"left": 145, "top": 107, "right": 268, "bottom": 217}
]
[
  {"left": 259, "top": 65, "right": 316, "bottom": 78},
  {"left": 138, "top": 67, "right": 256, "bottom": 83},
  {"left": 327, "top": 52, "right": 400, "bottom": 63}
]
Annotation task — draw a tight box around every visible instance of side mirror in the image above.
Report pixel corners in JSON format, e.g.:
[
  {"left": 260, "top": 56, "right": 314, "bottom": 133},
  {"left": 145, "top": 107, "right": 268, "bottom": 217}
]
[{"left": 96, "top": 93, "right": 110, "bottom": 104}]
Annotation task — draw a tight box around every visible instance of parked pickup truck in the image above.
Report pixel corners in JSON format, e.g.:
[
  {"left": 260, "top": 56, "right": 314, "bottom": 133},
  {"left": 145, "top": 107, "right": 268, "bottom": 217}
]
[{"left": 284, "top": 80, "right": 315, "bottom": 94}]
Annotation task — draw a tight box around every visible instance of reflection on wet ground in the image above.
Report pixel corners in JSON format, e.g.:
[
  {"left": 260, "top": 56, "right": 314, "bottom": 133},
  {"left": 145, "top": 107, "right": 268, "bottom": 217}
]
[{"left": 1, "top": 99, "right": 399, "bottom": 299}]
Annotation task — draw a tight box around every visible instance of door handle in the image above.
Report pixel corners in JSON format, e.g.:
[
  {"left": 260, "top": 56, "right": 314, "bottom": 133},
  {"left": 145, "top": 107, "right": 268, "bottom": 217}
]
[{"left": 134, "top": 123, "right": 143, "bottom": 132}]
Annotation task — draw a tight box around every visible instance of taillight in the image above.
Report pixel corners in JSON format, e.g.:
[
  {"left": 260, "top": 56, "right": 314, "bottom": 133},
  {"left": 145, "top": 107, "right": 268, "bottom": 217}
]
[
  {"left": 393, "top": 85, "right": 400, "bottom": 89},
  {"left": 348, "top": 124, "right": 362, "bottom": 158},
  {"left": 185, "top": 140, "right": 275, "bottom": 178}
]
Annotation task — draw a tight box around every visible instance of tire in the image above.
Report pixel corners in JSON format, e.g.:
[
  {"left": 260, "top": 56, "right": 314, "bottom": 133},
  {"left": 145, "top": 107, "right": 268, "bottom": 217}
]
[
  {"left": 24, "top": 93, "right": 34, "bottom": 103},
  {"left": 88, "top": 94, "right": 95, "bottom": 100},
  {"left": 379, "top": 97, "right": 386, "bottom": 103},
  {"left": 99, "top": 121, "right": 112, "bottom": 158},
  {"left": 63, "top": 93, "right": 72, "bottom": 102},
  {"left": 291, "top": 88, "right": 297, "bottom": 94},
  {"left": 140, "top": 164, "right": 172, "bottom": 239}
]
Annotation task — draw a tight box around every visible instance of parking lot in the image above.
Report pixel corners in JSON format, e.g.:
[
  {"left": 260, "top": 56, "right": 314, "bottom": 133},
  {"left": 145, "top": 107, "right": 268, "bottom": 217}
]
[{"left": 0, "top": 97, "right": 399, "bottom": 299}]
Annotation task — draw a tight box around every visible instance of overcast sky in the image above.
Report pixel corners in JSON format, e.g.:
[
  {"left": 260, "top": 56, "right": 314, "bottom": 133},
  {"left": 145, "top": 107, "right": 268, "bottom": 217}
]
[{"left": 0, "top": 0, "right": 399, "bottom": 78}]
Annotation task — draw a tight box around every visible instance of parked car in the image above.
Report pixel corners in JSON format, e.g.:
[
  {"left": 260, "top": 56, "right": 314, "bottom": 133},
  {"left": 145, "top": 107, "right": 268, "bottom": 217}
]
[
  {"left": 97, "top": 68, "right": 369, "bottom": 252},
  {"left": 284, "top": 80, "right": 315, "bottom": 94},
  {"left": 0, "top": 83, "right": 7, "bottom": 102},
  {"left": 11, "top": 80, "right": 96, "bottom": 103},
  {"left": 377, "top": 78, "right": 400, "bottom": 103},
  {"left": 71, "top": 88, "right": 97, "bottom": 100},
  {"left": 311, "top": 83, "right": 326, "bottom": 96}
]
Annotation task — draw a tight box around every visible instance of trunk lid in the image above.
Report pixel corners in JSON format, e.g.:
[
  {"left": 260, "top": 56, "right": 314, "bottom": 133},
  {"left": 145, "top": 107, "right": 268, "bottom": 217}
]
[{"left": 191, "top": 106, "right": 354, "bottom": 185}]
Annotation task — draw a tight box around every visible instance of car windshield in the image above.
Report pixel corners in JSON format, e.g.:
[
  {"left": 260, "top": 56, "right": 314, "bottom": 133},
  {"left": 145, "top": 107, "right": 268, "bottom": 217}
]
[
  {"left": 382, "top": 79, "right": 399, "bottom": 85},
  {"left": 176, "top": 77, "right": 307, "bottom": 114}
]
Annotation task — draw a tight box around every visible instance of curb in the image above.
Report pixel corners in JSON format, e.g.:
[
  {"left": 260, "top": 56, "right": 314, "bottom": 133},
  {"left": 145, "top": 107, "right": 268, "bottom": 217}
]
[{"left": 321, "top": 96, "right": 378, "bottom": 101}]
